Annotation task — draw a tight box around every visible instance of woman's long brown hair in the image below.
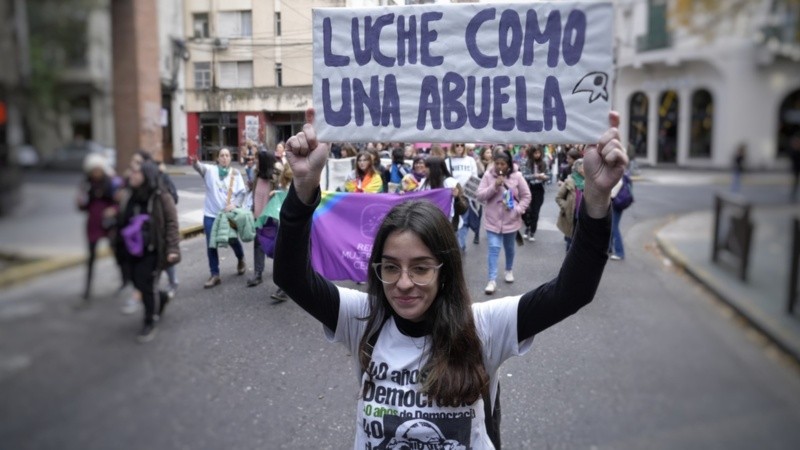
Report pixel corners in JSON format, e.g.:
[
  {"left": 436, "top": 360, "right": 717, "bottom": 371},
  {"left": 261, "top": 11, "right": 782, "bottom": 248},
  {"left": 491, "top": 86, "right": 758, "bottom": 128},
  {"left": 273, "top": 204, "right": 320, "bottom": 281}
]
[{"left": 358, "top": 200, "right": 488, "bottom": 406}]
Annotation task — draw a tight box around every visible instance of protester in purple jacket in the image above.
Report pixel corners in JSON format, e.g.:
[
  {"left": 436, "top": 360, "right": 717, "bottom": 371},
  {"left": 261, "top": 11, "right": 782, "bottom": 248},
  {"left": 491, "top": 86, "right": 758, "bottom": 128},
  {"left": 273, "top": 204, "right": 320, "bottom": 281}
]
[{"left": 475, "top": 147, "right": 531, "bottom": 295}]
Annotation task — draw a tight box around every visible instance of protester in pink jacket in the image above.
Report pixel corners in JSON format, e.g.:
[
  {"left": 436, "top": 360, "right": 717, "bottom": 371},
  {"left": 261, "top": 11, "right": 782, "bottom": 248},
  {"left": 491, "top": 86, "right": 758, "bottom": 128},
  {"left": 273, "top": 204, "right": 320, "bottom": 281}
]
[{"left": 476, "top": 146, "right": 531, "bottom": 295}]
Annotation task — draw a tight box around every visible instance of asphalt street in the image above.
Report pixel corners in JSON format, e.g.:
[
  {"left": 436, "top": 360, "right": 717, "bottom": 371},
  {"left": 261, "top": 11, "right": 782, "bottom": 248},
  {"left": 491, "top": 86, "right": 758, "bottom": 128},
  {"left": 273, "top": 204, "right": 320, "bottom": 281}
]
[{"left": 1, "top": 174, "right": 800, "bottom": 449}]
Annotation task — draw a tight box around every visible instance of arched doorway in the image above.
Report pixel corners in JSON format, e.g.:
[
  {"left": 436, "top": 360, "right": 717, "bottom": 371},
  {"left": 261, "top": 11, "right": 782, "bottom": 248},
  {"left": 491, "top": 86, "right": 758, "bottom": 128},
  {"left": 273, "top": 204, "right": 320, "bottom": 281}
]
[
  {"left": 628, "top": 92, "right": 648, "bottom": 159},
  {"left": 689, "top": 89, "right": 713, "bottom": 158},
  {"left": 658, "top": 90, "right": 679, "bottom": 163},
  {"left": 778, "top": 89, "right": 800, "bottom": 157}
]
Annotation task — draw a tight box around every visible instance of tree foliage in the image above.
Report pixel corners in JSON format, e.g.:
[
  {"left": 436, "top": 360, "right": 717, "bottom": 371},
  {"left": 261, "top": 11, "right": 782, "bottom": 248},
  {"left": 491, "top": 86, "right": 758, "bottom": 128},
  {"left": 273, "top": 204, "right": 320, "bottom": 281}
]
[{"left": 27, "top": 0, "right": 106, "bottom": 110}]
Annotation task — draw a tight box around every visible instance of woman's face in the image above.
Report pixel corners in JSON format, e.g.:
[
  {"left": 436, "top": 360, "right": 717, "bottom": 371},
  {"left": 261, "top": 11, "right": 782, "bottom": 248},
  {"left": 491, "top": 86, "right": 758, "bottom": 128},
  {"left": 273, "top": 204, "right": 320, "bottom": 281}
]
[
  {"left": 481, "top": 148, "right": 493, "bottom": 161},
  {"left": 380, "top": 230, "right": 440, "bottom": 322},
  {"left": 493, "top": 158, "right": 509, "bottom": 175},
  {"left": 89, "top": 167, "right": 105, "bottom": 181},
  {"left": 532, "top": 148, "right": 542, "bottom": 160},
  {"left": 275, "top": 143, "right": 285, "bottom": 158},
  {"left": 128, "top": 166, "right": 143, "bottom": 188},
  {"left": 218, "top": 149, "right": 231, "bottom": 168},
  {"left": 130, "top": 154, "right": 144, "bottom": 170},
  {"left": 453, "top": 143, "right": 465, "bottom": 156},
  {"left": 413, "top": 160, "right": 426, "bottom": 173},
  {"left": 357, "top": 156, "right": 372, "bottom": 172}
]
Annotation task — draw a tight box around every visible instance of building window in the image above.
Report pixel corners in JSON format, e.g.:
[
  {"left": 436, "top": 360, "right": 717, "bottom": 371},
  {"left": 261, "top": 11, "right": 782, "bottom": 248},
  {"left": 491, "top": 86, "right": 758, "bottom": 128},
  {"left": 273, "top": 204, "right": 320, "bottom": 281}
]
[
  {"left": 778, "top": 89, "right": 800, "bottom": 158},
  {"left": 658, "top": 90, "right": 679, "bottom": 163},
  {"left": 628, "top": 92, "right": 648, "bottom": 158},
  {"left": 689, "top": 89, "right": 714, "bottom": 158},
  {"left": 193, "top": 13, "right": 209, "bottom": 39},
  {"left": 219, "top": 61, "right": 253, "bottom": 88},
  {"left": 275, "top": 12, "right": 282, "bottom": 36},
  {"left": 194, "top": 62, "right": 211, "bottom": 89},
  {"left": 637, "top": 0, "right": 671, "bottom": 51},
  {"left": 218, "top": 11, "right": 252, "bottom": 38},
  {"left": 275, "top": 63, "right": 283, "bottom": 87},
  {"left": 70, "top": 95, "right": 93, "bottom": 140}
]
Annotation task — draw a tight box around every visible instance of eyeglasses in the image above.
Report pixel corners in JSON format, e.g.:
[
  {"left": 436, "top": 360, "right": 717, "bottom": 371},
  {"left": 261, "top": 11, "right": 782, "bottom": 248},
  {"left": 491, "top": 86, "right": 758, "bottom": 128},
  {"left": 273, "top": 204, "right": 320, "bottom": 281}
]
[{"left": 372, "top": 262, "right": 443, "bottom": 286}]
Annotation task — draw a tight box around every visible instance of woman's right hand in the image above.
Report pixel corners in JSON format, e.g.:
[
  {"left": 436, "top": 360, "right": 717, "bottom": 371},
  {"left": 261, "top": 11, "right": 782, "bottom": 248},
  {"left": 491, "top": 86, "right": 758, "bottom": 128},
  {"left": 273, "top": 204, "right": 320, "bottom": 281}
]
[{"left": 285, "top": 108, "right": 329, "bottom": 204}]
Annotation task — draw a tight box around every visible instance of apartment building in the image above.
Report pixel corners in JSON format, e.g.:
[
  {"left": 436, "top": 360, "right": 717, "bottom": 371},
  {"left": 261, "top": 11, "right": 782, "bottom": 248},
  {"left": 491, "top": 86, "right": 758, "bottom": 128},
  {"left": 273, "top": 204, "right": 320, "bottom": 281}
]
[
  {"left": 160, "top": 0, "right": 189, "bottom": 164},
  {"left": 184, "top": 0, "right": 346, "bottom": 160},
  {"left": 614, "top": 0, "right": 800, "bottom": 169}
]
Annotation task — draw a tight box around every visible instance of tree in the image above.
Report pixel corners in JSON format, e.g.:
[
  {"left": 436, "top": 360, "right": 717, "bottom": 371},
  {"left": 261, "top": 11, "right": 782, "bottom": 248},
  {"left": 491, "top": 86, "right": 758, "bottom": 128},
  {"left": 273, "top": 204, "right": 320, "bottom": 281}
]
[{"left": 25, "top": 0, "right": 106, "bottom": 154}]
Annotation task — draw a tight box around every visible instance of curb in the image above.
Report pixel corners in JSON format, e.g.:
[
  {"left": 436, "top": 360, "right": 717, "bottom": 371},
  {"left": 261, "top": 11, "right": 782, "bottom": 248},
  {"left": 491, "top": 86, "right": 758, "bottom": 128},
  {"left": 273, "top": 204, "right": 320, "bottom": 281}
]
[
  {"left": 654, "top": 230, "right": 800, "bottom": 363},
  {"left": 0, "top": 224, "right": 205, "bottom": 290}
]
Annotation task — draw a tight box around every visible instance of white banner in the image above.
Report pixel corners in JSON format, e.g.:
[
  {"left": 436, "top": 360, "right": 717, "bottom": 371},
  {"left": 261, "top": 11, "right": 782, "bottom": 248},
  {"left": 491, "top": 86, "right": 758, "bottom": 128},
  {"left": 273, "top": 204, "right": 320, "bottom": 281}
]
[
  {"left": 313, "top": 2, "right": 614, "bottom": 145},
  {"left": 321, "top": 156, "right": 355, "bottom": 191}
]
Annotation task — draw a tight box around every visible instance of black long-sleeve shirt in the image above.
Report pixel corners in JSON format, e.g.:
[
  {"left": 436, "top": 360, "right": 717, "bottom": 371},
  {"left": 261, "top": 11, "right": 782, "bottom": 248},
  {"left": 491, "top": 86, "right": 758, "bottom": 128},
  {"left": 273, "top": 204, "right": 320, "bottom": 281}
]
[{"left": 273, "top": 184, "right": 611, "bottom": 342}]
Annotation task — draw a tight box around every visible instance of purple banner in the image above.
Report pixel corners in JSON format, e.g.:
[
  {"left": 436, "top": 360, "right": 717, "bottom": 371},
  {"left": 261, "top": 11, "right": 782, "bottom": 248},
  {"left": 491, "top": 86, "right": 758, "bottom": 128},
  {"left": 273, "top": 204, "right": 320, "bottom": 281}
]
[{"left": 310, "top": 189, "right": 454, "bottom": 282}]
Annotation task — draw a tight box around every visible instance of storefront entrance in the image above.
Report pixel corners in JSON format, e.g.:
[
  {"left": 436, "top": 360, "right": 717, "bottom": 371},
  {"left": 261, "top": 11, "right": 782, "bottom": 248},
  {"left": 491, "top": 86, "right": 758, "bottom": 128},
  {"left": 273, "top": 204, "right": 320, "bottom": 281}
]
[{"left": 199, "top": 112, "right": 238, "bottom": 161}]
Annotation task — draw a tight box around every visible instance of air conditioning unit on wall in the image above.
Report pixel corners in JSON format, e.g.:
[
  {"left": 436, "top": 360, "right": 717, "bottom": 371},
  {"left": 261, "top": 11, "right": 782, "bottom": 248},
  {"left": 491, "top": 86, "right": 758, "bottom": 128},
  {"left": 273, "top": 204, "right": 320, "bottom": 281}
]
[{"left": 213, "top": 38, "right": 228, "bottom": 50}]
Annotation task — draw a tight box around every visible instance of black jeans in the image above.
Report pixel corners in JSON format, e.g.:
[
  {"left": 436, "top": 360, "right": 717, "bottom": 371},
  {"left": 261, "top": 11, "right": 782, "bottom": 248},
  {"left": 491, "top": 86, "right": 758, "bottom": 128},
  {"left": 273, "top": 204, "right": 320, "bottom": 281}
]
[
  {"left": 524, "top": 183, "right": 545, "bottom": 235},
  {"left": 130, "top": 252, "right": 160, "bottom": 325},
  {"left": 82, "top": 241, "right": 98, "bottom": 299}
]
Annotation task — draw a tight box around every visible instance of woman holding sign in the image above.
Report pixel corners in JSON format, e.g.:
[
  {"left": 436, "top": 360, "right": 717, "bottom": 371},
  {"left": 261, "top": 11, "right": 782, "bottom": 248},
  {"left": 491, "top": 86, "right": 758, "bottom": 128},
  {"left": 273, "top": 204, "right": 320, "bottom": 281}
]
[{"left": 274, "top": 108, "right": 626, "bottom": 449}]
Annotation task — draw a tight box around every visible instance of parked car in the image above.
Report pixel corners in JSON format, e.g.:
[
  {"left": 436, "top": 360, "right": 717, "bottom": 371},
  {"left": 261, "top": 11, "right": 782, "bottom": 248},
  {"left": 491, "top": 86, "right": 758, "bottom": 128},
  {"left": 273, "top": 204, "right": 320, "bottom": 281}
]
[
  {"left": 44, "top": 140, "right": 116, "bottom": 171},
  {"left": 15, "top": 145, "right": 40, "bottom": 169}
]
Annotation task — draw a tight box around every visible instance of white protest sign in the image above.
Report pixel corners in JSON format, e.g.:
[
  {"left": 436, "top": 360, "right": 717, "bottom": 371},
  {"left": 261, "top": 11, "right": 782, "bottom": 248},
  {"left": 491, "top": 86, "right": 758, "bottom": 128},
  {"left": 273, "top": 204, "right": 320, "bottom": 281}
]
[
  {"left": 321, "top": 157, "right": 355, "bottom": 191},
  {"left": 462, "top": 175, "right": 481, "bottom": 203},
  {"left": 313, "top": 2, "right": 613, "bottom": 145}
]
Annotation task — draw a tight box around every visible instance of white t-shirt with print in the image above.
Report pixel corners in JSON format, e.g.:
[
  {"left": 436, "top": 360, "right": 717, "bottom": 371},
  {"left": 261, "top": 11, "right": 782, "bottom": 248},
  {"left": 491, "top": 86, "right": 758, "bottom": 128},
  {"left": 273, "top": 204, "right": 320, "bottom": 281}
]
[
  {"left": 197, "top": 163, "right": 247, "bottom": 218},
  {"left": 325, "top": 286, "right": 533, "bottom": 450},
  {"left": 448, "top": 156, "right": 478, "bottom": 188}
]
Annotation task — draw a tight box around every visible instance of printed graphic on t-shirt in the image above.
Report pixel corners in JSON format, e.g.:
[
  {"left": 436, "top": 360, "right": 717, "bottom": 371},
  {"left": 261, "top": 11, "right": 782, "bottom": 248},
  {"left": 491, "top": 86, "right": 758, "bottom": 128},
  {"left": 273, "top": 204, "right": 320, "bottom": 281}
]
[
  {"left": 376, "top": 416, "right": 469, "bottom": 449},
  {"left": 215, "top": 179, "right": 229, "bottom": 196},
  {"left": 360, "top": 361, "right": 477, "bottom": 449},
  {"left": 450, "top": 163, "right": 474, "bottom": 176}
]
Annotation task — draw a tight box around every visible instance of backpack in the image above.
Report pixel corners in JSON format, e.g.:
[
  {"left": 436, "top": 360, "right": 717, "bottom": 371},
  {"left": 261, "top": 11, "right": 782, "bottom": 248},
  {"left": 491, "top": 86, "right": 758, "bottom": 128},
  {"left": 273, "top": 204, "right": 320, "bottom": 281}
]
[{"left": 612, "top": 173, "right": 634, "bottom": 211}]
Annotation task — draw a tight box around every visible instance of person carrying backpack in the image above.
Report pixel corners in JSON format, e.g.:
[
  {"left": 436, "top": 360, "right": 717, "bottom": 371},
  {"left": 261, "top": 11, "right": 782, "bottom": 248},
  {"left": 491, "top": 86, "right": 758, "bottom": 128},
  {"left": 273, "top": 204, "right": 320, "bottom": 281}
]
[{"left": 609, "top": 171, "right": 634, "bottom": 260}]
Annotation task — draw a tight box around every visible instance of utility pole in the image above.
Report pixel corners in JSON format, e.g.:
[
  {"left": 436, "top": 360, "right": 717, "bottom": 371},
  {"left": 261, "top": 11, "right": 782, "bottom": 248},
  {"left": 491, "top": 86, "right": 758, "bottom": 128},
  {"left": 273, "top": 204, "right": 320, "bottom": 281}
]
[{"left": 111, "top": 0, "right": 162, "bottom": 172}]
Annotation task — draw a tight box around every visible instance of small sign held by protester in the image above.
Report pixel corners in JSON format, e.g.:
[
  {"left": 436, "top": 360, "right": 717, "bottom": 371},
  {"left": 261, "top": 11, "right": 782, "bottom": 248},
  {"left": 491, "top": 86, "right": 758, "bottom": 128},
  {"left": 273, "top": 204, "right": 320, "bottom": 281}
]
[{"left": 463, "top": 175, "right": 482, "bottom": 203}]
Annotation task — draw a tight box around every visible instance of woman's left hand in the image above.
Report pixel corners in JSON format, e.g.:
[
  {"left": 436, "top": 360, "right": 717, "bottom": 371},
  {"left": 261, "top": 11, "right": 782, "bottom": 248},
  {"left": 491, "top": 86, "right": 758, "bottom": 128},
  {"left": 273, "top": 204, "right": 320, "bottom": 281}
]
[
  {"left": 167, "top": 253, "right": 179, "bottom": 264},
  {"left": 582, "top": 111, "right": 628, "bottom": 218}
]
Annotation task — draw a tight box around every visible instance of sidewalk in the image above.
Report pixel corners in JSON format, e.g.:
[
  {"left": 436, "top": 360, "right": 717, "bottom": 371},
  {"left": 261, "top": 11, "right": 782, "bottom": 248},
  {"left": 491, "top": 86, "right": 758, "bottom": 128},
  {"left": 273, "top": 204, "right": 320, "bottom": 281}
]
[
  {"left": 0, "top": 164, "right": 204, "bottom": 287},
  {"left": 656, "top": 202, "right": 800, "bottom": 361}
]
